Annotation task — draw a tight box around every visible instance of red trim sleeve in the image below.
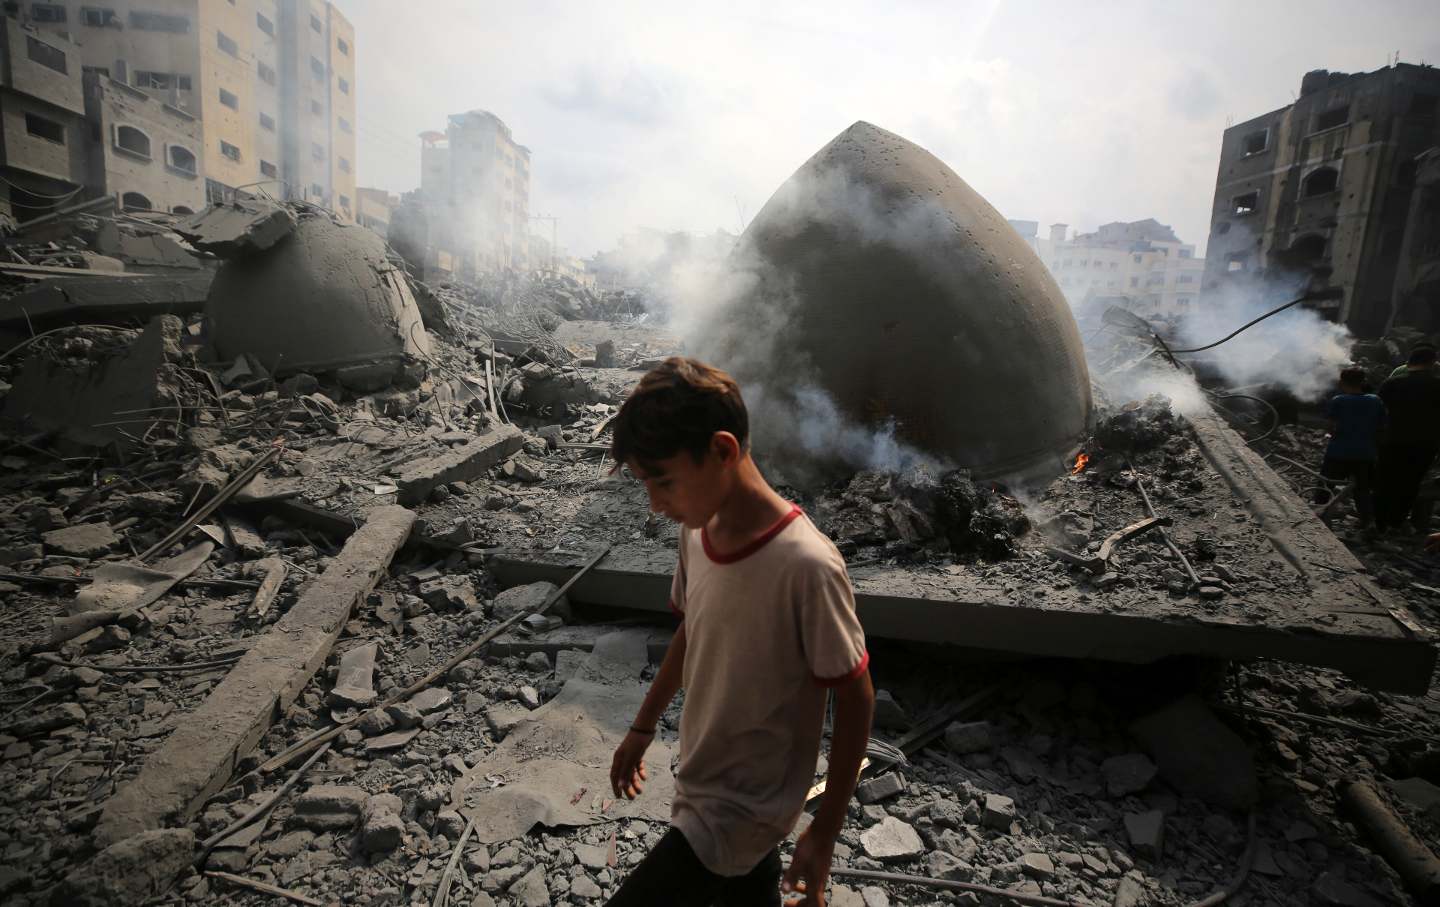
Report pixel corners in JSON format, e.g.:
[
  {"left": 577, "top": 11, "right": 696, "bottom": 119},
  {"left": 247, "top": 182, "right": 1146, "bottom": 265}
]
[
  {"left": 701, "top": 505, "right": 804, "bottom": 564},
  {"left": 667, "top": 598, "right": 684, "bottom": 619},
  {"left": 814, "top": 651, "right": 869, "bottom": 688}
]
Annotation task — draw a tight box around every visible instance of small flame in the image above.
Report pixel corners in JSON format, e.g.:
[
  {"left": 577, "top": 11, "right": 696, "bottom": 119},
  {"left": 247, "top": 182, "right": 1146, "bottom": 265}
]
[{"left": 1071, "top": 453, "right": 1090, "bottom": 475}]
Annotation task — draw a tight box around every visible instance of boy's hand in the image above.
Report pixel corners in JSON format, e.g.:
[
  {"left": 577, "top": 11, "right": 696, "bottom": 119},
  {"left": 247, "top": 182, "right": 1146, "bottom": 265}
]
[
  {"left": 610, "top": 729, "right": 652, "bottom": 799},
  {"left": 781, "top": 826, "right": 834, "bottom": 906}
]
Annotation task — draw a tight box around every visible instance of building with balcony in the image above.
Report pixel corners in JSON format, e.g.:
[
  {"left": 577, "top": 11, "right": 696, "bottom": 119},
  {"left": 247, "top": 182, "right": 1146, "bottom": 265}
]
[
  {"left": 420, "top": 109, "right": 530, "bottom": 275},
  {"left": 0, "top": 18, "right": 88, "bottom": 221}
]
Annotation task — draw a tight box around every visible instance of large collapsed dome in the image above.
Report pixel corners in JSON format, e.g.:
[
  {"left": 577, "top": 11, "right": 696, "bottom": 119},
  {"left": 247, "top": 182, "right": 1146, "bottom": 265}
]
[{"left": 696, "top": 121, "right": 1093, "bottom": 481}]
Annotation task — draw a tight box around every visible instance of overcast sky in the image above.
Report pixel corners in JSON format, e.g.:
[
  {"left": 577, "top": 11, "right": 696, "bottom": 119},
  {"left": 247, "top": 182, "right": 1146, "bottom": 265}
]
[{"left": 336, "top": 1, "right": 1440, "bottom": 259}]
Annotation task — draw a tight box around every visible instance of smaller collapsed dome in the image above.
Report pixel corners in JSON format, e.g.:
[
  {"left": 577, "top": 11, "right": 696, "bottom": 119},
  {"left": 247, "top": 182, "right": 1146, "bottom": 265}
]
[{"left": 204, "top": 208, "right": 429, "bottom": 375}]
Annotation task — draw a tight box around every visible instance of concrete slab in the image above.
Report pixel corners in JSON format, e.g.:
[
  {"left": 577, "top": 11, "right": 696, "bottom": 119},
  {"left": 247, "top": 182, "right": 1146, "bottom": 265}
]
[
  {"left": 94, "top": 505, "right": 415, "bottom": 846},
  {"left": 0, "top": 272, "right": 211, "bottom": 331},
  {"left": 395, "top": 425, "right": 524, "bottom": 504},
  {"left": 490, "top": 406, "right": 1435, "bottom": 694}
]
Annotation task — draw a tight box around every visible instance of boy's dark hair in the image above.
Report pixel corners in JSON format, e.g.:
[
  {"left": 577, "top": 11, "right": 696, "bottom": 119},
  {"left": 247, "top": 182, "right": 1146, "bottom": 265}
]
[
  {"left": 1339, "top": 367, "right": 1366, "bottom": 387},
  {"left": 1408, "top": 344, "right": 1437, "bottom": 366},
  {"left": 611, "top": 357, "right": 749, "bottom": 469}
]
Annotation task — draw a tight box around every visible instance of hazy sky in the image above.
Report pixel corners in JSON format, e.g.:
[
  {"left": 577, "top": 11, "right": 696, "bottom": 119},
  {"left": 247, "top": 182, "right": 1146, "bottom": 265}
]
[{"left": 336, "top": 1, "right": 1440, "bottom": 258}]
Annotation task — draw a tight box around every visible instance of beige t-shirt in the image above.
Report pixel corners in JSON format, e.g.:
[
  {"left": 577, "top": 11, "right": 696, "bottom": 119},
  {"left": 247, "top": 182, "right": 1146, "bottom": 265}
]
[{"left": 668, "top": 505, "right": 869, "bottom": 876}]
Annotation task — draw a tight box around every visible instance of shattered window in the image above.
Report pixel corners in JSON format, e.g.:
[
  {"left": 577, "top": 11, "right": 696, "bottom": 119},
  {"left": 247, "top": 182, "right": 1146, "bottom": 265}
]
[
  {"left": 1227, "top": 253, "right": 1247, "bottom": 271},
  {"left": 220, "top": 140, "right": 241, "bottom": 161},
  {"left": 217, "top": 30, "right": 238, "bottom": 56},
  {"left": 1314, "top": 105, "right": 1349, "bottom": 132},
  {"left": 81, "top": 7, "right": 120, "bottom": 26},
  {"left": 115, "top": 125, "right": 151, "bottom": 158},
  {"left": 259, "top": 111, "right": 276, "bottom": 131},
  {"left": 219, "top": 88, "right": 239, "bottom": 110},
  {"left": 120, "top": 191, "right": 152, "bottom": 211},
  {"left": 1302, "top": 166, "right": 1339, "bottom": 197},
  {"left": 1232, "top": 191, "right": 1259, "bottom": 216},
  {"left": 260, "top": 160, "right": 278, "bottom": 178},
  {"left": 1241, "top": 129, "right": 1268, "bottom": 156},
  {"left": 168, "top": 144, "right": 196, "bottom": 173},
  {"left": 25, "top": 35, "right": 66, "bottom": 74},
  {"left": 24, "top": 112, "right": 64, "bottom": 144},
  {"left": 132, "top": 10, "right": 189, "bottom": 32},
  {"left": 29, "top": 3, "right": 65, "bottom": 22},
  {"left": 256, "top": 12, "right": 274, "bottom": 36}
]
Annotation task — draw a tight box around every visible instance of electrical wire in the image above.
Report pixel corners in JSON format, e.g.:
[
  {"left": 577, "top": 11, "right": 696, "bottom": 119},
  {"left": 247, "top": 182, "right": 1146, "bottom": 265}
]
[
  {"left": 0, "top": 173, "right": 85, "bottom": 202},
  {"left": 1167, "top": 295, "right": 1308, "bottom": 353}
]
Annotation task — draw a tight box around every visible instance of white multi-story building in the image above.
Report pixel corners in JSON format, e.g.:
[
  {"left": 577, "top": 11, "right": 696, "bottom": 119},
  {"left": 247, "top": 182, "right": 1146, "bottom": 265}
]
[{"left": 1010, "top": 218, "right": 1205, "bottom": 317}]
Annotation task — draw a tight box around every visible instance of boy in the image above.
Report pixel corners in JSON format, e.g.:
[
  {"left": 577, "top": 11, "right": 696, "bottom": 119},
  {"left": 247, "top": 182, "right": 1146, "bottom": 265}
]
[
  {"left": 1377, "top": 346, "right": 1440, "bottom": 532},
  {"left": 605, "top": 357, "right": 874, "bottom": 907},
  {"left": 1315, "top": 366, "right": 1384, "bottom": 529}
]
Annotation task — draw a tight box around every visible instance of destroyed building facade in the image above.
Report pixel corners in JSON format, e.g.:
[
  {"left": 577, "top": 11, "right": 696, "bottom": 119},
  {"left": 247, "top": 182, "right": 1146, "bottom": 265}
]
[
  {"left": 1202, "top": 63, "right": 1440, "bottom": 338},
  {"left": 420, "top": 109, "right": 532, "bottom": 277},
  {"left": 5, "top": 0, "right": 357, "bottom": 218},
  {"left": 0, "top": 18, "right": 88, "bottom": 221}
]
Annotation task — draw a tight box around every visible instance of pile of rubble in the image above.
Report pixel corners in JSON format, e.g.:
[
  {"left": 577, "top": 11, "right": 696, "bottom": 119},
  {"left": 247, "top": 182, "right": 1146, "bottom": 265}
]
[{"left": 1, "top": 206, "right": 1438, "bottom": 907}]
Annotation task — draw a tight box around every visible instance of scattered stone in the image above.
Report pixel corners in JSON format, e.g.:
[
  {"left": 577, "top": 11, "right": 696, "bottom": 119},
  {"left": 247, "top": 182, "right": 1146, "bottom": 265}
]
[
  {"left": 364, "top": 728, "right": 421, "bottom": 753},
  {"left": 485, "top": 702, "right": 530, "bottom": 740},
  {"left": 523, "top": 651, "right": 552, "bottom": 673},
  {"left": 982, "top": 793, "right": 1016, "bottom": 830},
  {"left": 860, "top": 886, "right": 890, "bottom": 907},
  {"left": 410, "top": 687, "right": 454, "bottom": 714},
  {"left": 327, "top": 642, "right": 378, "bottom": 709},
  {"left": 871, "top": 689, "right": 909, "bottom": 730},
  {"left": 508, "top": 865, "right": 549, "bottom": 907},
  {"left": 435, "top": 810, "right": 466, "bottom": 840},
  {"left": 49, "top": 828, "right": 194, "bottom": 906},
  {"left": 925, "top": 850, "right": 972, "bottom": 880},
  {"left": 386, "top": 701, "right": 423, "bottom": 729},
  {"left": 859, "top": 817, "right": 924, "bottom": 861},
  {"left": 573, "top": 843, "right": 608, "bottom": 870},
  {"left": 1389, "top": 776, "right": 1440, "bottom": 818},
  {"left": 855, "top": 771, "right": 906, "bottom": 804},
  {"left": 361, "top": 793, "right": 405, "bottom": 855},
  {"left": 42, "top": 521, "right": 119, "bottom": 557},
  {"left": 1131, "top": 695, "right": 1257, "bottom": 809},
  {"left": 1020, "top": 852, "right": 1055, "bottom": 879},
  {"left": 1101, "top": 753, "right": 1158, "bottom": 798},
  {"left": 1112, "top": 875, "right": 1146, "bottom": 907},
  {"left": 420, "top": 576, "right": 480, "bottom": 612},
  {"left": 1000, "top": 745, "right": 1042, "bottom": 782},
  {"left": 1124, "top": 809, "right": 1165, "bottom": 859},
  {"left": 571, "top": 876, "right": 602, "bottom": 899},
  {"left": 493, "top": 581, "right": 571, "bottom": 622},
  {"left": 292, "top": 784, "right": 367, "bottom": 831},
  {"left": 357, "top": 707, "right": 395, "bottom": 737},
  {"left": 944, "top": 720, "right": 992, "bottom": 754},
  {"left": 518, "top": 685, "right": 542, "bottom": 709}
]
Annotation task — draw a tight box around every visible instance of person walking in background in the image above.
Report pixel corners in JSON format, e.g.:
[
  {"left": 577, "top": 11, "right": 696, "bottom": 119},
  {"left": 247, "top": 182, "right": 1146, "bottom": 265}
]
[
  {"left": 1376, "top": 346, "right": 1440, "bottom": 533},
  {"left": 1315, "top": 367, "right": 1384, "bottom": 529}
]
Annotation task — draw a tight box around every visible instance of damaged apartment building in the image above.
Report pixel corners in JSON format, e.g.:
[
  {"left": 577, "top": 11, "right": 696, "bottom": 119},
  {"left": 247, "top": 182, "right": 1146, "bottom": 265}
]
[
  {"left": 418, "top": 109, "right": 532, "bottom": 279},
  {"left": 1203, "top": 63, "right": 1440, "bottom": 338},
  {"left": 0, "top": 0, "right": 357, "bottom": 222}
]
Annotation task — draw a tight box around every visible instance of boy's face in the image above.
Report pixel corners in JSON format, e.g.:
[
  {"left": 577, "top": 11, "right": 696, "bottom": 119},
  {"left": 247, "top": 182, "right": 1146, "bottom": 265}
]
[{"left": 628, "top": 433, "right": 740, "bottom": 530}]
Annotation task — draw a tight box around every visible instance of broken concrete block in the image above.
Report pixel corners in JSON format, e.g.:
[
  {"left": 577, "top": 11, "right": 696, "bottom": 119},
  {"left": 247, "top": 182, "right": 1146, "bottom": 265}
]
[
  {"left": 484, "top": 702, "right": 530, "bottom": 740},
  {"left": 409, "top": 687, "right": 453, "bottom": 715},
  {"left": 508, "top": 866, "right": 549, "bottom": 907},
  {"left": 493, "top": 580, "right": 572, "bottom": 622},
  {"left": 855, "top": 771, "right": 906, "bottom": 804},
  {"left": 1020, "top": 852, "right": 1055, "bottom": 879},
  {"left": 573, "top": 843, "right": 608, "bottom": 870},
  {"left": 1130, "top": 695, "right": 1257, "bottom": 810},
  {"left": 435, "top": 810, "right": 466, "bottom": 840},
  {"left": 859, "top": 817, "right": 925, "bottom": 861},
  {"left": 357, "top": 707, "right": 395, "bottom": 737},
  {"left": 1123, "top": 809, "right": 1164, "bottom": 859},
  {"left": 1389, "top": 777, "right": 1440, "bottom": 819},
  {"left": 176, "top": 199, "right": 296, "bottom": 257},
  {"left": 871, "top": 689, "right": 909, "bottom": 730},
  {"left": 42, "top": 521, "right": 119, "bottom": 558},
  {"left": 385, "top": 702, "right": 423, "bottom": 729},
  {"left": 94, "top": 507, "right": 416, "bottom": 847},
  {"left": 982, "top": 793, "right": 1016, "bottom": 830},
  {"left": 395, "top": 425, "right": 524, "bottom": 505},
  {"left": 292, "top": 784, "right": 367, "bottom": 831},
  {"left": 364, "top": 728, "right": 420, "bottom": 753},
  {"left": 420, "top": 576, "right": 480, "bottom": 611},
  {"left": 81, "top": 624, "right": 131, "bottom": 655},
  {"left": 12, "top": 703, "right": 86, "bottom": 738},
  {"left": 360, "top": 793, "right": 405, "bottom": 854},
  {"left": 335, "top": 361, "right": 400, "bottom": 393},
  {"left": 3, "top": 317, "right": 185, "bottom": 456},
  {"left": 328, "top": 642, "right": 378, "bottom": 709},
  {"left": 48, "top": 828, "right": 195, "bottom": 907},
  {"left": 944, "top": 720, "right": 993, "bottom": 755},
  {"left": 1101, "top": 753, "right": 1158, "bottom": 798},
  {"left": 502, "top": 453, "right": 546, "bottom": 483},
  {"left": 924, "top": 850, "right": 972, "bottom": 881}
]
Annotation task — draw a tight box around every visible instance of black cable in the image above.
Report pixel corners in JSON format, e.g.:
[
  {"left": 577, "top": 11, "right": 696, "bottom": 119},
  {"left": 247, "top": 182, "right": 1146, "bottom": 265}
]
[{"left": 1168, "top": 295, "right": 1308, "bottom": 354}]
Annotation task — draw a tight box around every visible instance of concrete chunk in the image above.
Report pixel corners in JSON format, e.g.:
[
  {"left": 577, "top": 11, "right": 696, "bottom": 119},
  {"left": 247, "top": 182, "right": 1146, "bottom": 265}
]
[
  {"left": 944, "top": 720, "right": 993, "bottom": 754},
  {"left": 175, "top": 199, "right": 296, "bottom": 257},
  {"left": 855, "top": 771, "right": 906, "bottom": 804},
  {"left": 982, "top": 793, "right": 1016, "bottom": 830},
  {"left": 94, "top": 506, "right": 415, "bottom": 847},
  {"left": 1124, "top": 809, "right": 1165, "bottom": 859},
  {"left": 42, "top": 522, "right": 119, "bottom": 558},
  {"left": 328, "top": 642, "right": 378, "bottom": 709},
  {"left": 859, "top": 817, "right": 925, "bottom": 861},
  {"left": 395, "top": 425, "right": 524, "bottom": 505},
  {"left": 1101, "top": 753, "right": 1158, "bottom": 798},
  {"left": 1130, "top": 695, "right": 1256, "bottom": 810},
  {"left": 49, "top": 828, "right": 194, "bottom": 907}
]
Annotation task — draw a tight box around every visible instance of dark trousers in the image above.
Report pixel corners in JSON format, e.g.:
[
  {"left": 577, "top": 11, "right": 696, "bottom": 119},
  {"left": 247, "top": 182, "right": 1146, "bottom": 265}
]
[
  {"left": 1313, "top": 457, "right": 1375, "bottom": 525},
  {"left": 1375, "top": 443, "right": 1439, "bottom": 530},
  {"left": 605, "top": 827, "right": 782, "bottom": 907}
]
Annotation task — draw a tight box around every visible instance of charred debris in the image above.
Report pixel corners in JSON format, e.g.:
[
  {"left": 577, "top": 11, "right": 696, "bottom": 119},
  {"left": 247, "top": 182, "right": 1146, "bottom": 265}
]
[{"left": 0, "top": 198, "right": 1437, "bottom": 907}]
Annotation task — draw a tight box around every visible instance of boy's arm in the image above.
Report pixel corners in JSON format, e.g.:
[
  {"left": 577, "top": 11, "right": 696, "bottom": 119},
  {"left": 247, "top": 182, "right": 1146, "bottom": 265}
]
[
  {"left": 611, "top": 621, "right": 687, "bottom": 799},
  {"left": 784, "top": 669, "right": 874, "bottom": 904}
]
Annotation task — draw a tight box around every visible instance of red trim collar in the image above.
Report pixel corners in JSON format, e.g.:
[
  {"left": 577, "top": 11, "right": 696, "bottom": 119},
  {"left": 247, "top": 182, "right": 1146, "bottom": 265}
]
[{"left": 701, "top": 505, "right": 803, "bottom": 564}]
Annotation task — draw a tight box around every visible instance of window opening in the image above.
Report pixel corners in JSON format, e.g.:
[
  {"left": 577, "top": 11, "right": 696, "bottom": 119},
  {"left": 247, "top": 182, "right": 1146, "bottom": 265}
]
[{"left": 115, "top": 125, "right": 151, "bottom": 157}]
